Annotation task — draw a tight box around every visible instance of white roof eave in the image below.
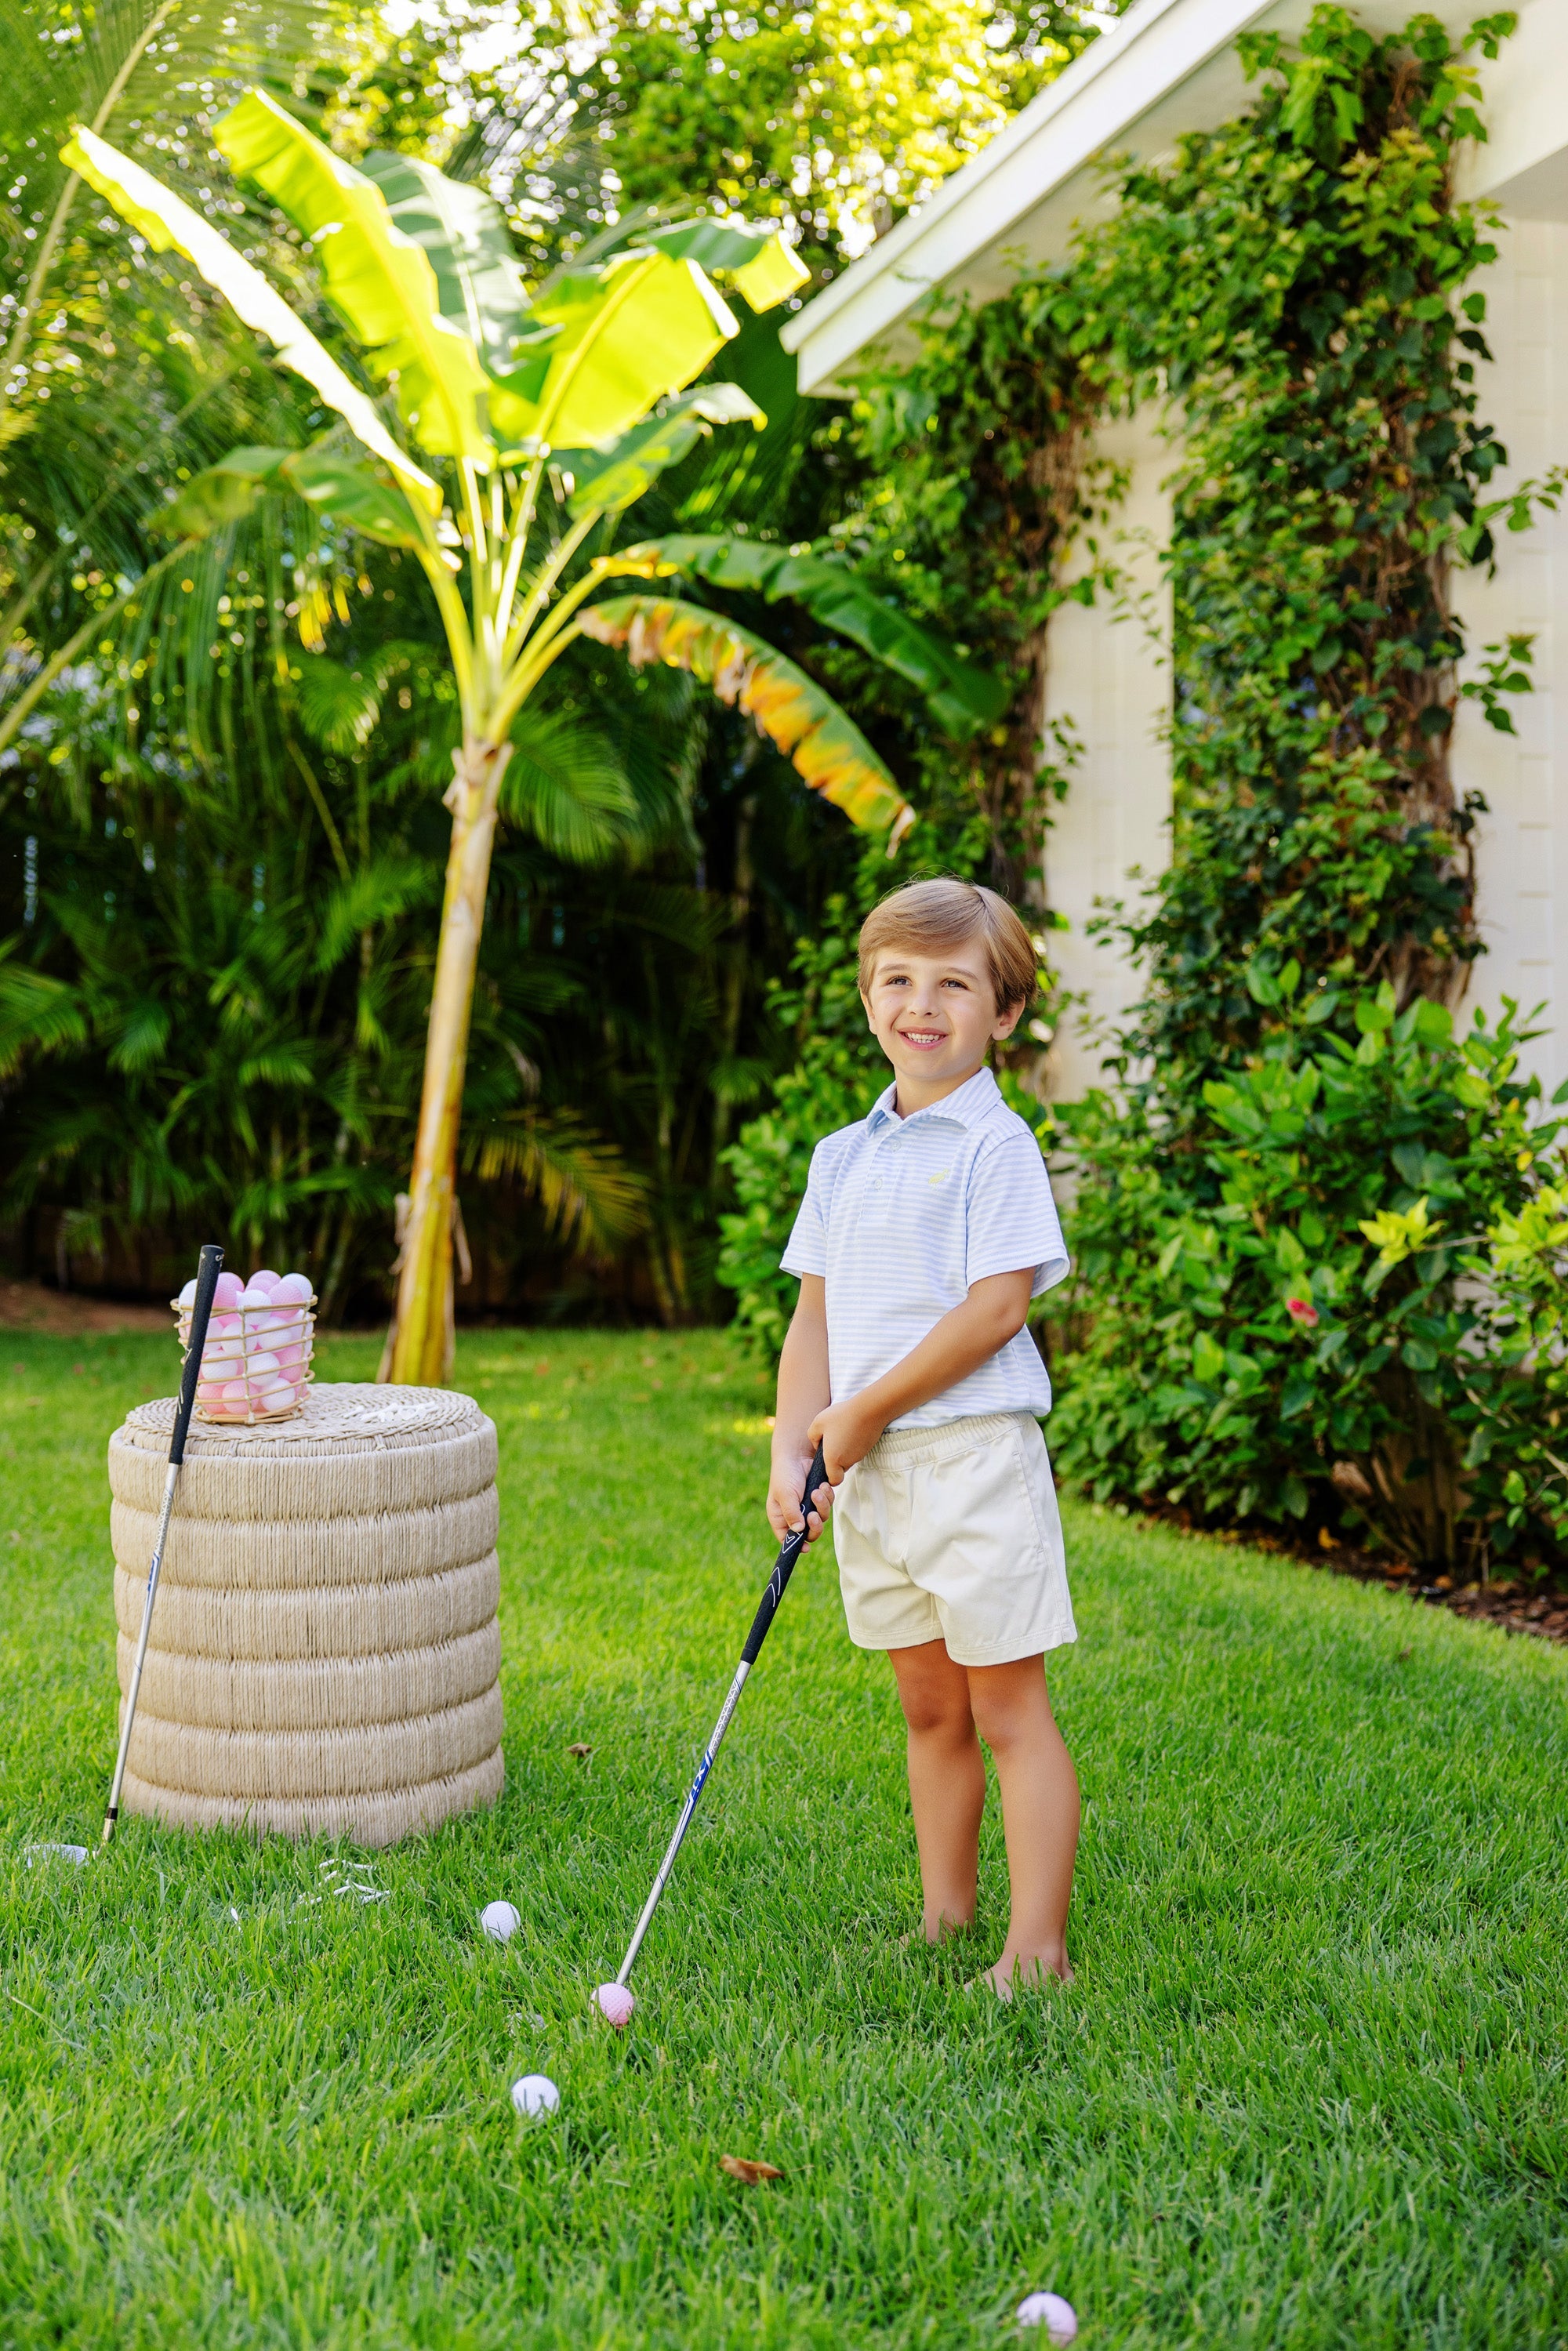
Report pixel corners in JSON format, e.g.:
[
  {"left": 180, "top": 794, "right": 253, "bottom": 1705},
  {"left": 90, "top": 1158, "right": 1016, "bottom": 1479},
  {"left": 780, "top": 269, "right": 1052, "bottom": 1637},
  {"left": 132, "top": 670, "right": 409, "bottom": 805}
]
[{"left": 782, "top": 0, "right": 1566, "bottom": 397}]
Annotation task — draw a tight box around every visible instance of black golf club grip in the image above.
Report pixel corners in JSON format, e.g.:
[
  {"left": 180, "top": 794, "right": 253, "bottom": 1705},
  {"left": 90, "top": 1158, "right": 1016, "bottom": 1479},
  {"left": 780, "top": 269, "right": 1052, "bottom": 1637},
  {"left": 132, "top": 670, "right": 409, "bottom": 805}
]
[
  {"left": 739, "top": 1440, "right": 829, "bottom": 1666},
  {"left": 170, "top": 1244, "right": 224, "bottom": 1465}
]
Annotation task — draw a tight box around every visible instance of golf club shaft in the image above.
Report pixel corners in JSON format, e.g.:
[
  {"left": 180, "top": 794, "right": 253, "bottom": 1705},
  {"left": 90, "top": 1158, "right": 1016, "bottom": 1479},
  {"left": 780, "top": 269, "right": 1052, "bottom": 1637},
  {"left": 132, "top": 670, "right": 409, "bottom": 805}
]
[
  {"left": 103, "top": 1243, "right": 223, "bottom": 1845},
  {"left": 613, "top": 1440, "right": 829, "bottom": 1988}
]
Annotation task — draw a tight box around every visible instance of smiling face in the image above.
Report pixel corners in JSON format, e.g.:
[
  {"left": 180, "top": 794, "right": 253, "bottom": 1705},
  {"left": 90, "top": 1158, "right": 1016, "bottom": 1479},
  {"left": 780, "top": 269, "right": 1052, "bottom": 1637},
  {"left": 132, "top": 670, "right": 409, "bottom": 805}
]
[{"left": 861, "top": 934, "right": 1025, "bottom": 1112}]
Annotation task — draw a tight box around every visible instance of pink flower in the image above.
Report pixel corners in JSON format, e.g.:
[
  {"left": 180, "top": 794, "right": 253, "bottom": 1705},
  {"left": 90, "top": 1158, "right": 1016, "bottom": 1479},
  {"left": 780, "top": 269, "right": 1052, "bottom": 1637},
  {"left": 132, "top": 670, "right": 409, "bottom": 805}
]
[{"left": 1286, "top": 1297, "right": 1319, "bottom": 1328}]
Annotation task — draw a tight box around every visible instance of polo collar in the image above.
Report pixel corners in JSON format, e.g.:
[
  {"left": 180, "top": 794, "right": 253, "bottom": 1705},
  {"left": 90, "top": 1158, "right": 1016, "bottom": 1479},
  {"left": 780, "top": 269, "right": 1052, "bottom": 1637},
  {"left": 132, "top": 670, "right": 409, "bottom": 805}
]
[{"left": 866, "top": 1065, "right": 1002, "bottom": 1134}]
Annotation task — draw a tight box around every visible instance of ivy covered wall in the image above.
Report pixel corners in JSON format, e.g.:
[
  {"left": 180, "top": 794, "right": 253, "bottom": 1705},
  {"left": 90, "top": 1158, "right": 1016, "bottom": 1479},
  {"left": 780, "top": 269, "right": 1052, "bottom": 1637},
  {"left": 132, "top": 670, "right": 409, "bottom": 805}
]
[{"left": 723, "top": 5, "right": 1568, "bottom": 1580}]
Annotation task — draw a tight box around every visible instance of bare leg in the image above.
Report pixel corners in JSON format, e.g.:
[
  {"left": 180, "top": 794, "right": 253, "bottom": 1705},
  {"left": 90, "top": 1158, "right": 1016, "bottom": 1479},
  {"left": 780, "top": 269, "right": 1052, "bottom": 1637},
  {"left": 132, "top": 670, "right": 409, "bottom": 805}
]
[
  {"left": 967, "top": 1655, "right": 1079, "bottom": 1992},
  {"left": 887, "top": 1640, "right": 985, "bottom": 1939}
]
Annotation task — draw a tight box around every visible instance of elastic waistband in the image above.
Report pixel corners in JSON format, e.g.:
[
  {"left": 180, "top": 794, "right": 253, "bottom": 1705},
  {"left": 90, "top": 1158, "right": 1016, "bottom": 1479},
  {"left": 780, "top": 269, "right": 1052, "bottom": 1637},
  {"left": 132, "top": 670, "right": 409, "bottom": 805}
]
[{"left": 864, "top": 1411, "right": 1035, "bottom": 1468}]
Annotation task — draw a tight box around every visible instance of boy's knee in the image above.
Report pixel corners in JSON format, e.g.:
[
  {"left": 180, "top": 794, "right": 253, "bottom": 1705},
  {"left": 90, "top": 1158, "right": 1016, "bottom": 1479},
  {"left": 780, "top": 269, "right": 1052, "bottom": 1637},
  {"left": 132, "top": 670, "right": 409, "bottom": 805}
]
[
  {"left": 967, "top": 1671, "right": 1048, "bottom": 1753},
  {"left": 903, "top": 1691, "right": 973, "bottom": 1741},
  {"left": 895, "top": 1663, "right": 974, "bottom": 1742}
]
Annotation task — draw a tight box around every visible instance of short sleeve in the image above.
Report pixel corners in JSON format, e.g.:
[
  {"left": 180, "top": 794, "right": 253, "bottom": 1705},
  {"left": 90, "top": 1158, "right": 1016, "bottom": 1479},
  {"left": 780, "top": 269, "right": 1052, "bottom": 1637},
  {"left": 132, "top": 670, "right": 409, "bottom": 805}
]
[
  {"left": 964, "top": 1128, "right": 1069, "bottom": 1297},
  {"left": 779, "top": 1139, "right": 830, "bottom": 1278}
]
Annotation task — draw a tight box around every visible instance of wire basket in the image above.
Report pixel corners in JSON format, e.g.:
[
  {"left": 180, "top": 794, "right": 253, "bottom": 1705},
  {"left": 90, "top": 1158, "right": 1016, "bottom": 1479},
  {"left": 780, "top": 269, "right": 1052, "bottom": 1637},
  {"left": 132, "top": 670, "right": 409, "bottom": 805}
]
[{"left": 173, "top": 1290, "right": 318, "bottom": 1425}]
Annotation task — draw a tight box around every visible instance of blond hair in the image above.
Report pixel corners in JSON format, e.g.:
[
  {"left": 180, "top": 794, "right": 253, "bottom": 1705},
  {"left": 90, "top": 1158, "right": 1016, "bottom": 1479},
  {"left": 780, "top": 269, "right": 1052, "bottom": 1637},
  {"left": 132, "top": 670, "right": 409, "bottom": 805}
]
[{"left": 857, "top": 878, "right": 1038, "bottom": 1014}]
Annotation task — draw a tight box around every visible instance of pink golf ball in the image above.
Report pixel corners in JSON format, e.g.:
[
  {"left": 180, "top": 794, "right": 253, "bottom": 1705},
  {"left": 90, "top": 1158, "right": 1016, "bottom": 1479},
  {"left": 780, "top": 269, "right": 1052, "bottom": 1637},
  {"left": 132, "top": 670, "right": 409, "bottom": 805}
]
[
  {"left": 593, "top": 1982, "right": 635, "bottom": 2030},
  {"left": 213, "top": 1272, "right": 245, "bottom": 1309},
  {"left": 249, "top": 1268, "right": 282, "bottom": 1292},
  {"left": 1016, "top": 2293, "right": 1076, "bottom": 2342},
  {"left": 272, "top": 1272, "right": 313, "bottom": 1305}
]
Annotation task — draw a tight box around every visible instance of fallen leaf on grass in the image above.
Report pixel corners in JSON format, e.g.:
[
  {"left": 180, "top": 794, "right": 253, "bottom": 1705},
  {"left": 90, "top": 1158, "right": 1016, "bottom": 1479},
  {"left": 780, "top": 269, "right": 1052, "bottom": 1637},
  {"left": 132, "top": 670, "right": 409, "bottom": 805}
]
[
  {"left": 567, "top": 1743, "right": 593, "bottom": 1761},
  {"left": 1396, "top": 1647, "right": 1412, "bottom": 1664},
  {"left": 720, "top": 2155, "right": 783, "bottom": 2184}
]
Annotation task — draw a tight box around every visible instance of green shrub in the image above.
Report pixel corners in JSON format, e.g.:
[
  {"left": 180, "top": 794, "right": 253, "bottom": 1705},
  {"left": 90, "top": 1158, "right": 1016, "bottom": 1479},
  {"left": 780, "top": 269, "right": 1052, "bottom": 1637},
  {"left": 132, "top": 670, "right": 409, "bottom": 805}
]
[
  {"left": 716, "top": 896, "right": 885, "bottom": 1354},
  {"left": 1045, "top": 982, "right": 1568, "bottom": 1573}
]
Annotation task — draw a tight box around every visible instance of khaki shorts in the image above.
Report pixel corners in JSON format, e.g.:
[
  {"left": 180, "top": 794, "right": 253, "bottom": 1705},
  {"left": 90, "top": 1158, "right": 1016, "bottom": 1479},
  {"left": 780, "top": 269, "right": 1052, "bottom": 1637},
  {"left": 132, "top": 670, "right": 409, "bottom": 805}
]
[{"left": 833, "top": 1412, "right": 1076, "bottom": 1667}]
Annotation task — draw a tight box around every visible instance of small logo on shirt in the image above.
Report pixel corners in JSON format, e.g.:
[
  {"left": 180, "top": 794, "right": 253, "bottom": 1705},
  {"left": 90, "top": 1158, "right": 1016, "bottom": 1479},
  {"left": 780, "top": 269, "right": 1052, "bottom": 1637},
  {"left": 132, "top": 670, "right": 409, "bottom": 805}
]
[{"left": 927, "top": 1168, "right": 951, "bottom": 1186}]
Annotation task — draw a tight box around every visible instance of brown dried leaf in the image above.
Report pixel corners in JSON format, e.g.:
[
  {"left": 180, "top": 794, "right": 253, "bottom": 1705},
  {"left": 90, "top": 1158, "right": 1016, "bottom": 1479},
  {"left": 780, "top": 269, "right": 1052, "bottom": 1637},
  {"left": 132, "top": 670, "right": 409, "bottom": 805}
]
[
  {"left": 566, "top": 1743, "right": 593, "bottom": 1761},
  {"left": 720, "top": 2155, "right": 783, "bottom": 2184}
]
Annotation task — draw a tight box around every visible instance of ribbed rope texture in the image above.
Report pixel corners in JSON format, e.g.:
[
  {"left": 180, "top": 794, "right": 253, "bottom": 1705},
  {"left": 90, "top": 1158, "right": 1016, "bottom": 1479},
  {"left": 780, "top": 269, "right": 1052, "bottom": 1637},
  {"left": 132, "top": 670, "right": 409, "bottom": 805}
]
[{"left": 107, "top": 1383, "right": 504, "bottom": 1845}]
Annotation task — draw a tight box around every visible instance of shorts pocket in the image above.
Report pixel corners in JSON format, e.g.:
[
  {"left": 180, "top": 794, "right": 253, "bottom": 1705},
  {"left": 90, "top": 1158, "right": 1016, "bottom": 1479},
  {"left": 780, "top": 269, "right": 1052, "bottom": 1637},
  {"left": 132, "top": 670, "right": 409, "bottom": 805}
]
[{"left": 1009, "top": 1420, "right": 1060, "bottom": 1563}]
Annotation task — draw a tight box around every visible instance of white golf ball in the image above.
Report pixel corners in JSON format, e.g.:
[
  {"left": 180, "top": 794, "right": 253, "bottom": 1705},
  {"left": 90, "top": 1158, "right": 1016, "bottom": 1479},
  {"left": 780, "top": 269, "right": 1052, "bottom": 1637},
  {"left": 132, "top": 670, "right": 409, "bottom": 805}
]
[
  {"left": 1017, "top": 2291, "right": 1076, "bottom": 2342},
  {"left": 236, "top": 1285, "right": 274, "bottom": 1310},
  {"left": 480, "top": 1899, "right": 521, "bottom": 1943},
  {"left": 272, "top": 1272, "right": 313, "bottom": 1304},
  {"left": 510, "top": 2073, "right": 559, "bottom": 2117},
  {"left": 177, "top": 1278, "right": 198, "bottom": 1308}
]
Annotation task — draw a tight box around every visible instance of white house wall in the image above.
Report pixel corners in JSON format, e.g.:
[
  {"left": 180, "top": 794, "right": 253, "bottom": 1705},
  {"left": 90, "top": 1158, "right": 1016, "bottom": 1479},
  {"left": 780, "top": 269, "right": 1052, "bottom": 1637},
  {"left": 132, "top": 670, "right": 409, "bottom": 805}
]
[
  {"left": 1040, "top": 408, "right": 1173, "bottom": 1099},
  {"left": 1453, "top": 213, "right": 1568, "bottom": 1102}
]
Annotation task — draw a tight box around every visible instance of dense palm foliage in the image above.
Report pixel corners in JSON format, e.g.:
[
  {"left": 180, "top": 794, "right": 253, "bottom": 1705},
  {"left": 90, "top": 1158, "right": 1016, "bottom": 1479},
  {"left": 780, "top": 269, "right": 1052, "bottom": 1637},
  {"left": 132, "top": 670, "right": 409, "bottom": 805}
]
[{"left": 1, "top": 0, "right": 1126, "bottom": 1324}]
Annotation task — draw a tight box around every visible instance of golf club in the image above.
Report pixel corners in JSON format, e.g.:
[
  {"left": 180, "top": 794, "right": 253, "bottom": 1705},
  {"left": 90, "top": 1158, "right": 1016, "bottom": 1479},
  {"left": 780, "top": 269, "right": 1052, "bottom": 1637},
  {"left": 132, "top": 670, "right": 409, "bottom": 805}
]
[
  {"left": 102, "top": 1242, "right": 224, "bottom": 1846},
  {"left": 596, "top": 1439, "right": 830, "bottom": 2022}
]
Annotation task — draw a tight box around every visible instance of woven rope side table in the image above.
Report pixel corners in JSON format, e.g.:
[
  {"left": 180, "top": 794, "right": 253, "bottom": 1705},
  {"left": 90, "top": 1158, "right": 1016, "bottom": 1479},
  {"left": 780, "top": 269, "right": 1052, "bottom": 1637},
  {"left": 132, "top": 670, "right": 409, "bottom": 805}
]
[{"left": 107, "top": 1383, "right": 504, "bottom": 1846}]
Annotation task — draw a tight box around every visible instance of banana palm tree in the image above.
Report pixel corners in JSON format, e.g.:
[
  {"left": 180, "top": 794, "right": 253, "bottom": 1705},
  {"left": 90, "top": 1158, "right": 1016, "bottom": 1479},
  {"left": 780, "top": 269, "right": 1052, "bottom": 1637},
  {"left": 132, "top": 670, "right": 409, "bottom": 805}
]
[{"left": 65, "top": 93, "right": 1001, "bottom": 1380}]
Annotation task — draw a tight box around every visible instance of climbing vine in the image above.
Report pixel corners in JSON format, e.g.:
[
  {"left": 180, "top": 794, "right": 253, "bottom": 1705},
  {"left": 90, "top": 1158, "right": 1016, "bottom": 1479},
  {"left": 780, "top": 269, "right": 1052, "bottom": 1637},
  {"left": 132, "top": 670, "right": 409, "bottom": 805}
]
[
  {"left": 724, "top": 3, "right": 1568, "bottom": 1575},
  {"left": 819, "top": 285, "right": 1108, "bottom": 905},
  {"left": 1041, "top": 5, "right": 1568, "bottom": 1570}
]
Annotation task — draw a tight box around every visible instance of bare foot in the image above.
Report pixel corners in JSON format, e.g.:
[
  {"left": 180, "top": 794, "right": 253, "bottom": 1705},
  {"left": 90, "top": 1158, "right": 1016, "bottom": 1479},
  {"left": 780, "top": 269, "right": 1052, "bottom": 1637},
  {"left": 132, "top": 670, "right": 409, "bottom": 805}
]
[{"left": 974, "top": 1949, "right": 1074, "bottom": 1998}]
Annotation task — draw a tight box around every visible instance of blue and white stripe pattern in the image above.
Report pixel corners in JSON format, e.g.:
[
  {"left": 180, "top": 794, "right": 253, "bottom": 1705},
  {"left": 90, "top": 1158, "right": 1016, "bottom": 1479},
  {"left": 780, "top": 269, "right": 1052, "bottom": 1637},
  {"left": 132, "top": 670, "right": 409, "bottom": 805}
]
[{"left": 781, "top": 1065, "right": 1069, "bottom": 1427}]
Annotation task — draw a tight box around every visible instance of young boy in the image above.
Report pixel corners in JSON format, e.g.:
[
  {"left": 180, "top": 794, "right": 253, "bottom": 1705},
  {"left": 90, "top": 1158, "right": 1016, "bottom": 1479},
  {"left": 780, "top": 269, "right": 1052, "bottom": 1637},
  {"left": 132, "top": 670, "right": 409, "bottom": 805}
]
[{"left": 768, "top": 876, "right": 1079, "bottom": 1995}]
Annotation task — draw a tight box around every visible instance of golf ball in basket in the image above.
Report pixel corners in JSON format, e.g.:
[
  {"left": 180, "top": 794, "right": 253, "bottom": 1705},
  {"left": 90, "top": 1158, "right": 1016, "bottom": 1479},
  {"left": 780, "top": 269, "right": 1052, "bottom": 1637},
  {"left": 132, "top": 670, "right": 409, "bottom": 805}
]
[
  {"left": 593, "top": 1982, "right": 635, "bottom": 2029},
  {"left": 1016, "top": 2292, "right": 1076, "bottom": 2342},
  {"left": 481, "top": 1900, "right": 521, "bottom": 1943},
  {"left": 178, "top": 1278, "right": 198, "bottom": 1308},
  {"left": 510, "top": 2073, "right": 559, "bottom": 2117},
  {"left": 273, "top": 1272, "right": 313, "bottom": 1304},
  {"left": 213, "top": 1272, "right": 245, "bottom": 1308},
  {"left": 249, "top": 1268, "right": 282, "bottom": 1291}
]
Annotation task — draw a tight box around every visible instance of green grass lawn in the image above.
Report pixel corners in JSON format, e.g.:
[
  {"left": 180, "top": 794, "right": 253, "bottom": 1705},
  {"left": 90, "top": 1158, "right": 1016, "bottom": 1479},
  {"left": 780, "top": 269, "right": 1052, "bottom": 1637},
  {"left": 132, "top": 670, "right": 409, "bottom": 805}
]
[{"left": 2, "top": 1325, "right": 1567, "bottom": 2348}]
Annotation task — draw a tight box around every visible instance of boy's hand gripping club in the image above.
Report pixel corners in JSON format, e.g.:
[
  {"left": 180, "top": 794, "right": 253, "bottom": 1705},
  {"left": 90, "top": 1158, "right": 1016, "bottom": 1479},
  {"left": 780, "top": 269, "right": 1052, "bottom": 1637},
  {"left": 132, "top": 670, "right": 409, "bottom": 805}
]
[
  {"left": 597, "top": 1442, "right": 829, "bottom": 2019},
  {"left": 102, "top": 1243, "right": 223, "bottom": 1845}
]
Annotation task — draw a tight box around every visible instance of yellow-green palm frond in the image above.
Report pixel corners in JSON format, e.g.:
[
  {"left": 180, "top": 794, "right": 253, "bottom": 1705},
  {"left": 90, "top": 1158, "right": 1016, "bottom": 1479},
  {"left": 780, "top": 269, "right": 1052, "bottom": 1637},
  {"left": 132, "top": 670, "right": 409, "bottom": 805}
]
[{"left": 578, "top": 596, "right": 913, "bottom": 840}]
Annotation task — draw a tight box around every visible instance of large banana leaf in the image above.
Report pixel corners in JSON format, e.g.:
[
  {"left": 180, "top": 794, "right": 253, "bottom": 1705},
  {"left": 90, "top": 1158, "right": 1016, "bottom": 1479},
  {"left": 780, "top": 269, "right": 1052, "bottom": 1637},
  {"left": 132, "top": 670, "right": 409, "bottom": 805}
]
[
  {"left": 214, "top": 90, "right": 492, "bottom": 465},
  {"left": 161, "top": 442, "right": 423, "bottom": 547},
  {"left": 488, "top": 251, "right": 738, "bottom": 455},
  {"left": 622, "top": 222, "right": 810, "bottom": 313},
  {"left": 359, "top": 150, "right": 550, "bottom": 386},
  {"left": 59, "top": 126, "right": 441, "bottom": 510},
  {"left": 560, "top": 387, "right": 763, "bottom": 517},
  {"left": 579, "top": 595, "right": 913, "bottom": 838},
  {"left": 622, "top": 535, "right": 1009, "bottom": 739}
]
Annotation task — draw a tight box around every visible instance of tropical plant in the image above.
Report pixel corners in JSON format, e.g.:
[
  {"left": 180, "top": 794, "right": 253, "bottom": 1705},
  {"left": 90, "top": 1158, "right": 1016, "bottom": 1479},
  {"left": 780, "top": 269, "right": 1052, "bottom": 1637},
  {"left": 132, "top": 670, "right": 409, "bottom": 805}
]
[
  {"left": 64, "top": 93, "right": 1002, "bottom": 1377},
  {"left": 1026, "top": 5, "right": 1568, "bottom": 1573},
  {"left": 0, "top": 0, "right": 371, "bottom": 759},
  {"left": 1046, "top": 980, "right": 1568, "bottom": 1573},
  {"left": 0, "top": 627, "right": 663, "bottom": 1315}
]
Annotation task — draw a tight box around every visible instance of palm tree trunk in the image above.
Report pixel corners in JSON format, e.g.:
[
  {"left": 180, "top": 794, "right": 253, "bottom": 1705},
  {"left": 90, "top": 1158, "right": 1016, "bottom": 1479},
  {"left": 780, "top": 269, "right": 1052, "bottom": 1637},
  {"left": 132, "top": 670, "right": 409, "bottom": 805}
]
[{"left": 384, "top": 737, "right": 510, "bottom": 1384}]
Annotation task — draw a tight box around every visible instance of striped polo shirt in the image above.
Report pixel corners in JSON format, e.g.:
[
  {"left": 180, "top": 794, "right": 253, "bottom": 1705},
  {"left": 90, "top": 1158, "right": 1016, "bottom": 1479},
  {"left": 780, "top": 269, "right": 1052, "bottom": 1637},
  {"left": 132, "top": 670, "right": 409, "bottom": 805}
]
[{"left": 780, "top": 1065, "right": 1069, "bottom": 1428}]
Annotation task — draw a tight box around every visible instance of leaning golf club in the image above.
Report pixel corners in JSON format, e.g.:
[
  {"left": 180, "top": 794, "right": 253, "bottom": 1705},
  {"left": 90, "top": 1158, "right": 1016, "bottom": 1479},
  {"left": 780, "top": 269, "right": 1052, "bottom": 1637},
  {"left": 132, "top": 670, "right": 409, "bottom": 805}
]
[
  {"left": 102, "top": 1242, "right": 223, "bottom": 1846},
  {"left": 596, "top": 1439, "right": 830, "bottom": 2022}
]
